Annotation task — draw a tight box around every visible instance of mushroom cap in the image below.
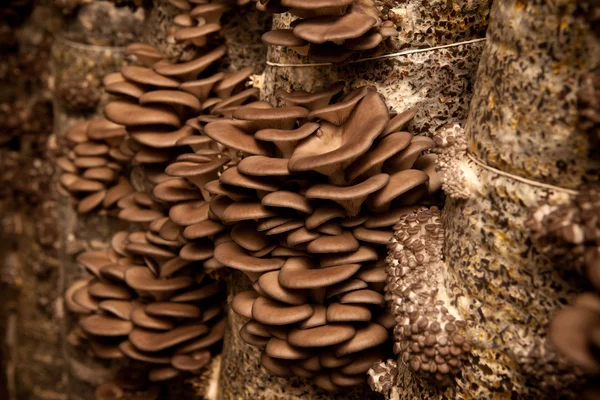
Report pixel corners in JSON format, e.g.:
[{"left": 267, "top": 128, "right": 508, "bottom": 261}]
[
  {"left": 261, "top": 191, "right": 312, "bottom": 214},
  {"left": 366, "top": 169, "right": 429, "bottom": 212},
  {"left": 153, "top": 46, "right": 227, "bottom": 79},
  {"left": 292, "top": 13, "right": 377, "bottom": 44},
  {"left": 139, "top": 90, "right": 202, "bottom": 111},
  {"left": 265, "top": 337, "right": 311, "bottom": 360},
  {"left": 326, "top": 303, "right": 371, "bottom": 322},
  {"left": 289, "top": 91, "right": 389, "bottom": 177},
  {"left": 306, "top": 231, "right": 359, "bottom": 254},
  {"left": 121, "top": 65, "right": 179, "bottom": 88},
  {"left": 334, "top": 323, "right": 388, "bottom": 356},
  {"left": 231, "top": 221, "right": 270, "bottom": 252},
  {"left": 287, "top": 324, "right": 356, "bottom": 348},
  {"left": 129, "top": 323, "right": 209, "bottom": 352},
  {"left": 125, "top": 267, "right": 194, "bottom": 292},
  {"left": 105, "top": 100, "right": 181, "bottom": 127},
  {"left": 252, "top": 296, "right": 314, "bottom": 325},
  {"left": 215, "top": 241, "right": 284, "bottom": 272},
  {"left": 278, "top": 257, "right": 361, "bottom": 289},
  {"left": 145, "top": 302, "right": 202, "bottom": 319},
  {"left": 80, "top": 314, "right": 133, "bottom": 337},
  {"left": 231, "top": 290, "right": 259, "bottom": 319},
  {"left": 237, "top": 156, "right": 292, "bottom": 177},
  {"left": 205, "top": 121, "right": 272, "bottom": 155},
  {"left": 262, "top": 29, "right": 308, "bottom": 47},
  {"left": 171, "top": 351, "right": 211, "bottom": 371},
  {"left": 258, "top": 270, "right": 307, "bottom": 305}
]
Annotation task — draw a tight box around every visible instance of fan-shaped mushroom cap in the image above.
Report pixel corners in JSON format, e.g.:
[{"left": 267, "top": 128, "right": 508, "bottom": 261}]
[
  {"left": 265, "top": 337, "right": 311, "bottom": 360},
  {"left": 149, "top": 366, "right": 180, "bottom": 382},
  {"left": 252, "top": 296, "right": 314, "bottom": 325},
  {"left": 231, "top": 290, "right": 259, "bottom": 319},
  {"left": 204, "top": 121, "right": 271, "bottom": 155},
  {"left": 139, "top": 90, "right": 202, "bottom": 111},
  {"left": 154, "top": 46, "right": 227, "bottom": 80},
  {"left": 231, "top": 221, "right": 269, "bottom": 251},
  {"left": 237, "top": 156, "right": 291, "bottom": 177},
  {"left": 119, "top": 341, "right": 171, "bottom": 364},
  {"left": 262, "top": 191, "right": 312, "bottom": 214},
  {"left": 80, "top": 314, "right": 133, "bottom": 336},
  {"left": 384, "top": 136, "right": 435, "bottom": 171},
  {"left": 105, "top": 101, "right": 181, "bottom": 127},
  {"left": 132, "top": 308, "right": 175, "bottom": 330},
  {"left": 174, "top": 23, "right": 221, "bottom": 46},
  {"left": 366, "top": 169, "right": 429, "bottom": 212},
  {"left": 99, "top": 300, "right": 135, "bottom": 320},
  {"left": 287, "top": 324, "right": 356, "bottom": 348},
  {"left": 277, "top": 82, "right": 344, "bottom": 111},
  {"left": 306, "top": 231, "right": 359, "bottom": 254},
  {"left": 335, "top": 323, "right": 387, "bottom": 356},
  {"left": 289, "top": 91, "right": 389, "bottom": 180},
  {"left": 384, "top": 108, "right": 418, "bottom": 137},
  {"left": 125, "top": 267, "right": 194, "bottom": 293},
  {"left": 171, "top": 351, "right": 211, "bottom": 371},
  {"left": 278, "top": 257, "right": 361, "bottom": 289},
  {"left": 262, "top": 29, "right": 309, "bottom": 53},
  {"left": 320, "top": 245, "right": 378, "bottom": 267},
  {"left": 180, "top": 72, "right": 225, "bottom": 100},
  {"left": 258, "top": 270, "right": 307, "bottom": 305},
  {"left": 215, "top": 241, "right": 284, "bottom": 272},
  {"left": 233, "top": 105, "right": 309, "bottom": 130},
  {"left": 213, "top": 67, "right": 253, "bottom": 99},
  {"left": 121, "top": 66, "right": 179, "bottom": 88},
  {"left": 306, "top": 173, "right": 389, "bottom": 216},
  {"left": 352, "top": 226, "right": 392, "bottom": 244},
  {"left": 293, "top": 12, "right": 376, "bottom": 43},
  {"left": 130, "top": 323, "right": 209, "bottom": 352},
  {"left": 326, "top": 303, "right": 371, "bottom": 322},
  {"left": 145, "top": 302, "right": 201, "bottom": 319},
  {"left": 346, "top": 131, "right": 412, "bottom": 182}
]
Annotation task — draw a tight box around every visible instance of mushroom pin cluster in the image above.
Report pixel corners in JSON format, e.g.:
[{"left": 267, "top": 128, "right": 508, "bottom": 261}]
[
  {"left": 65, "top": 229, "right": 226, "bottom": 384},
  {"left": 195, "top": 83, "right": 440, "bottom": 390},
  {"left": 259, "top": 0, "right": 397, "bottom": 63},
  {"left": 381, "top": 206, "right": 470, "bottom": 385},
  {"left": 57, "top": 119, "right": 136, "bottom": 214}
]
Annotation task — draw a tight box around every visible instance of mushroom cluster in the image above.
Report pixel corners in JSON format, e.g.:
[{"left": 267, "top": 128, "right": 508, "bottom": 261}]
[
  {"left": 259, "top": 0, "right": 397, "bottom": 63},
  {"left": 103, "top": 41, "right": 256, "bottom": 175},
  {"left": 383, "top": 206, "right": 470, "bottom": 384},
  {"left": 57, "top": 120, "right": 136, "bottom": 214},
  {"left": 65, "top": 228, "right": 226, "bottom": 384},
  {"left": 195, "top": 84, "right": 440, "bottom": 390}
]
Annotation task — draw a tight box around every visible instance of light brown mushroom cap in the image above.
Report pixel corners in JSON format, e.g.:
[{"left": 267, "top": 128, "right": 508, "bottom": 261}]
[
  {"left": 345, "top": 131, "right": 412, "bottom": 182},
  {"left": 125, "top": 267, "right": 194, "bottom": 293},
  {"left": 261, "top": 191, "right": 312, "bottom": 213},
  {"left": 132, "top": 308, "right": 175, "bottom": 331},
  {"left": 231, "top": 290, "right": 259, "bottom": 319},
  {"left": 169, "top": 200, "right": 209, "bottom": 225},
  {"left": 146, "top": 302, "right": 201, "bottom": 319},
  {"left": 305, "top": 173, "right": 389, "bottom": 216},
  {"left": 287, "top": 324, "right": 356, "bottom": 348},
  {"left": 222, "top": 202, "right": 278, "bottom": 224},
  {"left": 119, "top": 341, "right": 171, "bottom": 364},
  {"left": 149, "top": 366, "right": 180, "bottom": 382},
  {"left": 129, "top": 323, "right": 209, "bottom": 352},
  {"left": 252, "top": 296, "right": 314, "bottom": 325},
  {"left": 258, "top": 270, "right": 307, "bottom": 305},
  {"left": 339, "top": 289, "right": 385, "bottom": 306},
  {"left": 384, "top": 136, "right": 435, "bottom": 171},
  {"left": 179, "top": 72, "right": 225, "bottom": 100},
  {"left": 265, "top": 337, "right": 311, "bottom": 360},
  {"left": 139, "top": 90, "right": 202, "bottom": 111},
  {"left": 237, "top": 156, "right": 292, "bottom": 177},
  {"left": 334, "top": 323, "right": 387, "bottom": 356},
  {"left": 276, "top": 82, "right": 344, "bottom": 111},
  {"left": 366, "top": 169, "right": 429, "bottom": 212},
  {"left": 289, "top": 91, "right": 389, "bottom": 178},
  {"left": 214, "top": 241, "right": 284, "bottom": 272},
  {"left": 154, "top": 46, "right": 227, "bottom": 80},
  {"left": 105, "top": 100, "right": 181, "bottom": 127},
  {"left": 232, "top": 105, "right": 309, "bottom": 130},
  {"left": 262, "top": 29, "right": 308, "bottom": 47},
  {"left": 99, "top": 300, "right": 135, "bottom": 320},
  {"left": 204, "top": 121, "right": 272, "bottom": 155},
  {"left": 121, "top": 66, "right": 180, "bottom": 88},
  {"left": 80, "top": 314, "right": 133, "bottom": 336},
  {"left": 320, "top": 245, "right": 378, "bottom": 267},
  {"left": 277, "top": 257, "right": 360, "bottom": 290},
  {"left": 306, "top": 231, "right": 359, "bottom": 254},
  {"left": 326, "top": 303, "right": 371, "bottom": 322},
  {"left": 231, "top": 221, "right": 270, "bottom": 251},
  {"left": 292, "top": 12, "right": 377, "bottom": 43},
  {"left": 213, "top": 66, "right": 253, "bottom": 99},
  {"left": 171, "top": 351, "right": 211, "bottom": 371}
]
